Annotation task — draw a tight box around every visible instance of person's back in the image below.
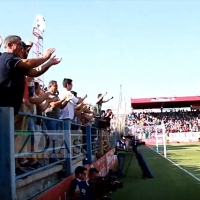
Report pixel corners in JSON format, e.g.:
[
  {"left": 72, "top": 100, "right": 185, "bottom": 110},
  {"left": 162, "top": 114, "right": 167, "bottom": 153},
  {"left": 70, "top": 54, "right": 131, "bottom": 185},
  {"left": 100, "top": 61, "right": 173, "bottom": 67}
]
[
  {"left": 76, "top": 180, "right": 94, "bottom": 200},
  {"left": 0, "top": 52, "right": 25, "bottom": 113}
]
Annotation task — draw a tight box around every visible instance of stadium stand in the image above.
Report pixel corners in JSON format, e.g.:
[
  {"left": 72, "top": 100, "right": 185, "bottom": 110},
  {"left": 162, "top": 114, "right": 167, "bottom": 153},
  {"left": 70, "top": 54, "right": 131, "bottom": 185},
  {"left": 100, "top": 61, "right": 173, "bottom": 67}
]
[
  {"left": 126, "top": 110, "right": 200, "bottom": 133},
  {"left": 0, "top": 35, "right": 118, "bottom": 200},
  {"left": 128, "top": 96, "right": 200, "bottom": 133}
]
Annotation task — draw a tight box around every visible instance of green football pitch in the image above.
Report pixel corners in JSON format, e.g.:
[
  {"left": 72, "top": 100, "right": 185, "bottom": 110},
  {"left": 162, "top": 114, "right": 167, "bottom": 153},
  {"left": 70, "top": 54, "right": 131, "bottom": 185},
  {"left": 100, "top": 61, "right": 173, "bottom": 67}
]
[{"left": 112, "top": 143, "right": 200, "bottom": 200}]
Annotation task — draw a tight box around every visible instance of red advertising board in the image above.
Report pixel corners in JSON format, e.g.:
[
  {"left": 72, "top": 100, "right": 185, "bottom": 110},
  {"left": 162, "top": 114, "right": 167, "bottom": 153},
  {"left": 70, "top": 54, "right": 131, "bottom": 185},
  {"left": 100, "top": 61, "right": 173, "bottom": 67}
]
[{"left": 35, "top": 149, "right": 118, "bottom": 200}]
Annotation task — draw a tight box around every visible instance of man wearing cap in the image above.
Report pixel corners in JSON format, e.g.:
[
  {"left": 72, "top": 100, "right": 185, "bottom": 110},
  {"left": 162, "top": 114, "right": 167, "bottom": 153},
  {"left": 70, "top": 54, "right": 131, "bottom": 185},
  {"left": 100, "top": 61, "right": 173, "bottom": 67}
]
[
  {"left": 0, "top": 35, "right": 61, "bottom": 115},
  {"left": 116, "top": 134, "right": 127, "bottom": 178}
]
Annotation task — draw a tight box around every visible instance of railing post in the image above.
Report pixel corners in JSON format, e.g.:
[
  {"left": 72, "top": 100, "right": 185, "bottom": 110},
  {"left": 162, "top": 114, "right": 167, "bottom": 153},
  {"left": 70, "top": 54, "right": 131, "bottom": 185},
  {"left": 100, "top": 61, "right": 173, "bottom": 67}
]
[
  {"left": 86, "top": 125, "right": 92, "bottom": 164},
  {"left": 99, "top": 129, "right": 104, "bottom": 156},
  {"left": 0, "top": 107, "right": 16, "bottom": 200},
  {"left": 63, "top": 120, "right": 72, "bottom": 176}
]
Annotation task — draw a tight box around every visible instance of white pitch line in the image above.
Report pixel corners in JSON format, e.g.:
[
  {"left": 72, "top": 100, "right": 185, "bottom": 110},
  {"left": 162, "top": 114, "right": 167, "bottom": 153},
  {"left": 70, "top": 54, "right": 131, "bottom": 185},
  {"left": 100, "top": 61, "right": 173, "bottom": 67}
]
[{"left": 147, "top": 145, "right": 200, "bottom": 182}]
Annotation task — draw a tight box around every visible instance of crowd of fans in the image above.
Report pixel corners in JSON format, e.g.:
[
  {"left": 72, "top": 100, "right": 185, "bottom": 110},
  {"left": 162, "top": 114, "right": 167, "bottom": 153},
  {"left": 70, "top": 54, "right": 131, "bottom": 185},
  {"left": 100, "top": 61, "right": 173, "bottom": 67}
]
[
  {"left": 126, "top": 110, "right": 200, "bottom": 133},
  {"left": 0, "top": 35, "right": 114, "bottom": 175}
]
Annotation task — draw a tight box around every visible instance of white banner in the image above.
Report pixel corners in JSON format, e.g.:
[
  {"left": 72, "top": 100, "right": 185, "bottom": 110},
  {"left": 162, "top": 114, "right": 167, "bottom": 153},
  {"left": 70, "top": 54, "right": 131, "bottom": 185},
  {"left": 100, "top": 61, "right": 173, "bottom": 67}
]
[{"left": 169, "top": 132, "right": 200, "bottom": 142}]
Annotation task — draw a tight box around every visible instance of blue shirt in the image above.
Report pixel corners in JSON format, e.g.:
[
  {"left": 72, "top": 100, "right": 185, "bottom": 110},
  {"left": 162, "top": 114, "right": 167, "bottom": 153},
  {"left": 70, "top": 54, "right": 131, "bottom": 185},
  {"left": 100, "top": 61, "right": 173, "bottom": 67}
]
[
  {"left": 71, "top": 179, "right": 94, "bottom": 200},
  {"left": 116, "top": 140, "right": 126, "bottom": 155}
]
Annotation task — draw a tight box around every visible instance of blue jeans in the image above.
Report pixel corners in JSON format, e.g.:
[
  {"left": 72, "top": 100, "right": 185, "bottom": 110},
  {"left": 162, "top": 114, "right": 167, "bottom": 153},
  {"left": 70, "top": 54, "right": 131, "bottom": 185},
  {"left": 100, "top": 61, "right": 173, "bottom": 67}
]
[
  {"left": 44, "top": 120, "right": 61, "bottom": 141},
  {"left": 28, "top": 117, "right": 41, "bottom": 151},
  {"left": 28, "top": 117, "right": 35, "bottom": 132},
  {"left": 45, "top": 120, "right": 60, "bottom": 130}
]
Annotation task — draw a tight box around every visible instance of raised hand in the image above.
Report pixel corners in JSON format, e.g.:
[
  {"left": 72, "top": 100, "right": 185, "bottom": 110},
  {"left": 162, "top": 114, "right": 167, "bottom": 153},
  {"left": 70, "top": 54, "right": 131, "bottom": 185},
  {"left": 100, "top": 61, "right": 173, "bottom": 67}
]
[
  {"left": 26, "top": 41, "right": 33, "bottom": 55},
  {"left": 48, "top": 55, "right": 62, "bottom": 65},
  {"left": 43, "top": 48, "right": 55, "bottom": 59},
  {"left": 66, "top": 93, "right": 74, "bottom": 101}
]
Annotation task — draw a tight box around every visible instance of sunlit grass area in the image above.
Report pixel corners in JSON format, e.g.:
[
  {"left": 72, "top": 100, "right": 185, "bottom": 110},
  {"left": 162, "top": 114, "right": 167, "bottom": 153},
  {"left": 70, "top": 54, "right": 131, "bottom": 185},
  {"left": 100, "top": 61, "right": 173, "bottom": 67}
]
[
  {"left": 166, "top": 142, "right": 200, "bottom": 179},
  {"left": 112, "top": 144, "right": 200, "bottom": 200}
]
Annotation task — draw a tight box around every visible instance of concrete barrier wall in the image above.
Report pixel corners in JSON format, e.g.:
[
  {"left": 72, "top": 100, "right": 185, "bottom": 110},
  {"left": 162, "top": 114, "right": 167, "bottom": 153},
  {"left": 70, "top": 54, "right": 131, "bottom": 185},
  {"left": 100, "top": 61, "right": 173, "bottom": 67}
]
[{"left": 35, "top": 149, "right": 117, "bottom": 200}]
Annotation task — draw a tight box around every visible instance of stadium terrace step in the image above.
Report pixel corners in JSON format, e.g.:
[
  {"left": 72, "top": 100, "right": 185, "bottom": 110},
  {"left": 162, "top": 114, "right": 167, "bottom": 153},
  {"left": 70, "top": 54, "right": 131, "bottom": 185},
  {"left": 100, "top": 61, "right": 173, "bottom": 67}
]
[{"left": 16, "top": 165, "right": 62, "bottom": 200}]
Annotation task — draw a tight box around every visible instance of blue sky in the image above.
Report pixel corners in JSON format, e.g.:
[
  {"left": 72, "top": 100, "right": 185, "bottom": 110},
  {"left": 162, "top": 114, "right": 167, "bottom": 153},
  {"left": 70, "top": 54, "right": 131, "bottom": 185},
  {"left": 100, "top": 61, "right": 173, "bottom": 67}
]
[{"left": 1, "top": 0, "right": 200, "bottom": 111}]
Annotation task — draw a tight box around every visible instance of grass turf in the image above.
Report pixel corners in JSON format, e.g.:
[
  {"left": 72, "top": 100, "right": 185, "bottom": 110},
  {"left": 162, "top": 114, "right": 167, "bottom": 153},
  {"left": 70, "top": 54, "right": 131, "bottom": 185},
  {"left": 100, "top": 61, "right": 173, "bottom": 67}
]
[
  {"left": 112, "top": 144, "right": 200, "bottom": 200},
  {"left": 166, "top": 143, "right": 200, "bottom": 179}
]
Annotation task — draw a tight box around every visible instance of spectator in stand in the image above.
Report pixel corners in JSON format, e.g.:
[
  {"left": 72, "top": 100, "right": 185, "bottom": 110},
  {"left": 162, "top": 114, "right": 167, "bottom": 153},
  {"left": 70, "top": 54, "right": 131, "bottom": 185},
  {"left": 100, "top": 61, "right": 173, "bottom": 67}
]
[
  {"left": 126, "top": 110, "right": 200, "bottom": 133},
  {"left": 71, "top": 91, "right": 96, "bottom": 125},
  {"left": 103, "top": 109, "right": 113, "bottom": 132},
  {"left": 44, "top": 80, "right": 73, "bottom": 163},
  {"left": 59, "top": 78, "right": 87, "bottom": 122},
  {"left": 96, "top": 93, "right": 113, "bottom": 116},
  {"left": 14, "top": 41, "right": 59, "bottom": 174},
  {"left": 110, "top": 114, "right": 116, "bottom": 134},
  {"left": 45, "top": 80, "right": 71, "bottom": 127},
  {"left": 0, "top": 35, "right": 61, "bottom": 115},
  {"left": 0, "top": 37, "right": 61, "bottom": 174}
]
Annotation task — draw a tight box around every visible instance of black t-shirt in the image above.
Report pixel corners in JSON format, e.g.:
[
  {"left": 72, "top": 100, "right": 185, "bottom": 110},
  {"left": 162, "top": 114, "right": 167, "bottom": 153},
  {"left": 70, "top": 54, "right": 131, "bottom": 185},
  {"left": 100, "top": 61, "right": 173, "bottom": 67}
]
[
  {"left": 0, "top": 52, "right": 27, "bottom": 115},
  {"left": 105, "top": 114, "right": 111, "bottom": 127}
]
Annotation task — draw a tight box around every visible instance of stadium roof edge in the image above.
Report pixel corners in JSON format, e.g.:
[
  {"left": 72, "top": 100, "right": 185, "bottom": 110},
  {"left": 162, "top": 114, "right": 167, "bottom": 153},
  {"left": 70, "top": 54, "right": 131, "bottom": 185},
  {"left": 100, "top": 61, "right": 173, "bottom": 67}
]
[{"left": 131, "top": 95, "right": 200, "bottom": 109}]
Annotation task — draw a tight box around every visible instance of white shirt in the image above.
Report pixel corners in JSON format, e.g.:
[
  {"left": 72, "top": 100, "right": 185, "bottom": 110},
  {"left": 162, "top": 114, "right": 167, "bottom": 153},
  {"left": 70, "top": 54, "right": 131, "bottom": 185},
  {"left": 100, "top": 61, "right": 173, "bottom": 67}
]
[{"left": 59, "top": 89, "right": 79, "bottom": 120}]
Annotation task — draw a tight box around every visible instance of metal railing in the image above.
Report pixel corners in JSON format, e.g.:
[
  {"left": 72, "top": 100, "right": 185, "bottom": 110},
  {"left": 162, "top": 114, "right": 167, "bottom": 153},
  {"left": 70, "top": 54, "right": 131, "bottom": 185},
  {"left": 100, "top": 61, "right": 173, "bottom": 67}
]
[{"left": 0, "top": 107, "right": 117, "bottom": 200}]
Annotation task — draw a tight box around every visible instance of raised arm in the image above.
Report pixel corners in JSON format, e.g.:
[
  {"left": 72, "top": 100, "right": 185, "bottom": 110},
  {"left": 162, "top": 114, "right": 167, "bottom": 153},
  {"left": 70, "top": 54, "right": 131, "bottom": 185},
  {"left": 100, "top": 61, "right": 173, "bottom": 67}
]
[
  {"left": 16, "top": 48, "right": 55, "bottom": 70},
  {"left": 29, "top": 92, "right": 51, "bottom": 105},
  {"left": 76, "top": 102, "right": 84, "bottom": 110},
  {"left": 26, "top": 56, "right": 62, "bottom": 77},
  {"left": 102, "top": 96, "right": 113, "bottom": 103},
  {"left": 77, "top": 95, "right": 87, "bottom": 104},
  {"left": 96, "top": 92, "right": 107, "bottom": 104}
]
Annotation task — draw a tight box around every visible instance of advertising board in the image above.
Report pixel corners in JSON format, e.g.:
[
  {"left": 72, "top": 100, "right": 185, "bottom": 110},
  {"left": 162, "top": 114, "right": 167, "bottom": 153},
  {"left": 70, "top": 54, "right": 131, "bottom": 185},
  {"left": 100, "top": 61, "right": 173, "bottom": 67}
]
[{"left": 35, "top": 149, "right": 118, "bottom": 200}]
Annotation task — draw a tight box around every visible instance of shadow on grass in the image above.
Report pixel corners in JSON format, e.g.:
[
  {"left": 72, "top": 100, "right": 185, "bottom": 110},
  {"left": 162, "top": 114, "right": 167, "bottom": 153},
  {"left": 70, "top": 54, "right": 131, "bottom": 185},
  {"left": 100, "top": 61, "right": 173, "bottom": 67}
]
[
  {"left": 167, "top": 144, "right": 200, "bottom": 151},
  {"left": 112, "top": 145, "right": 200, "bottom": 200}
]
